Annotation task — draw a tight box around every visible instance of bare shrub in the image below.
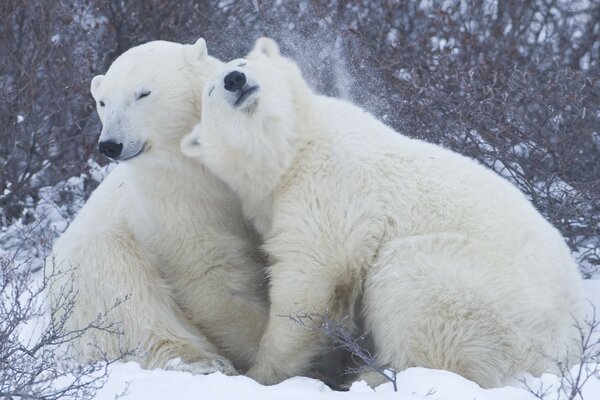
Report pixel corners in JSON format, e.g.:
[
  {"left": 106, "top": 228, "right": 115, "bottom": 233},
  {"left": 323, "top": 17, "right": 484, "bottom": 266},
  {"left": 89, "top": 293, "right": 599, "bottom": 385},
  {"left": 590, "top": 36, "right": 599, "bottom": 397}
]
[
  {"left": 555, "top": 306, "right": 600, "bottom": 400},
  {"left": 522, "top": 306, "right": 600, "bottom": 400},
  {"left": 290, "top": 313, "right": 398, "bottom": 392},
  {"left": 0, "top": 0, "right": 102, "bottom": 227},
  {"left": 0, "top": 241, "right": 127, "bottom": 399}
]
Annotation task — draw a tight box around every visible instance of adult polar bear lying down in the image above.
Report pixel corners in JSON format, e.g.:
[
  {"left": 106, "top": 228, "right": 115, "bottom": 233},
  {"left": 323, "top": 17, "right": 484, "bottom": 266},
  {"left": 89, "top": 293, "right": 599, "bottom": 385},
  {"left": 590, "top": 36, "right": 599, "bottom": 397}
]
[
  {"left": 181, "top": 38, "right": 586, "bottom": 387},
  {"left": 48, "top": 38, "right": 268, "bottom": 374}
]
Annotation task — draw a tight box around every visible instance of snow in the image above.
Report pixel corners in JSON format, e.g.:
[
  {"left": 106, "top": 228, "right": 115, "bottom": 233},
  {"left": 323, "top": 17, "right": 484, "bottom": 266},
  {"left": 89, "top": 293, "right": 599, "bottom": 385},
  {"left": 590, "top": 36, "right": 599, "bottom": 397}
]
[
  {"left": 386, "top": 29, "right": 399, "bottom": 47},
  {"left": 95, "top": 364, "right": 533, "bottom": 400},
  {"left": 394, "top": 69, "right": 412, "bottom": 82},
  {"left": 0, "top": 160, "right": 111, "bottom": 268}
]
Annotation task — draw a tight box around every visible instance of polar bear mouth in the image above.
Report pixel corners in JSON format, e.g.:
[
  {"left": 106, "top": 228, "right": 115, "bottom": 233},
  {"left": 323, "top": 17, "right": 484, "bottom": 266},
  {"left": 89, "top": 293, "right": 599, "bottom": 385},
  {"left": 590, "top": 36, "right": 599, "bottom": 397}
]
[
  {"left": 121, "top": 142, "right": 149, "bottom": 161},
  {"left": 234, "top": 85, "right": 259, "bottom": 108}
]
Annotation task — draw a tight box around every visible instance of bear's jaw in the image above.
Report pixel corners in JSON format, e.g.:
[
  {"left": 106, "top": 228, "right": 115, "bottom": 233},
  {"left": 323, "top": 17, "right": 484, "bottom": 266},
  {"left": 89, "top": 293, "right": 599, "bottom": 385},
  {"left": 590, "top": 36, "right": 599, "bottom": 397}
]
[{"left": 234, "top": 85, "right": 260, "bottom": 110}]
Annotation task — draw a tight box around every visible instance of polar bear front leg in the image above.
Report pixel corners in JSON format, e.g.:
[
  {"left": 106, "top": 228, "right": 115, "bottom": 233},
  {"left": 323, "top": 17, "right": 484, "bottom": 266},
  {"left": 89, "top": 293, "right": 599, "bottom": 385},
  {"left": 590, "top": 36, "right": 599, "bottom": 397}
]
[
  {"left": 247, "top": 262, "right": 335, "bottom": 385},
  {"left": 49, "top": 228, "right": 237, "bottom": 376}
]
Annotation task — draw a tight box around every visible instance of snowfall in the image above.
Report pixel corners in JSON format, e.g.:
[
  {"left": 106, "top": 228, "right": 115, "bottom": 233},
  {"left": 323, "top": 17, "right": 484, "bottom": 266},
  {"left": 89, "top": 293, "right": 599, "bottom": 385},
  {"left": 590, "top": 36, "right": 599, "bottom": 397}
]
[{"left": 2, "top": 163, "right": 599, "bottom": 400}]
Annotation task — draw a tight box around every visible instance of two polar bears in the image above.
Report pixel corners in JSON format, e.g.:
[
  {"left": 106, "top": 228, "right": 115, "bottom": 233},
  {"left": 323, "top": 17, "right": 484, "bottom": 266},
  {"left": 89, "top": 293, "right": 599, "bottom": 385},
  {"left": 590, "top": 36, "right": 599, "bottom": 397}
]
[
  {"left": 181, "top": 38, "right": 585, "bottom": 387},
  {"left": 50, "top": 35, "right": 585, "bottom": 388}
]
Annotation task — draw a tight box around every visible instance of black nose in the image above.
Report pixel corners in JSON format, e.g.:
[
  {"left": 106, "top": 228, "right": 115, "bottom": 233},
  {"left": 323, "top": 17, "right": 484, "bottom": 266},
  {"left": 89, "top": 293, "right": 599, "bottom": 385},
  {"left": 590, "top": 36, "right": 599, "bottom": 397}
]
[
  {"left": 224, "top": 71, "right": 246, "bottom": 92},
  {"left": 98, "top": 140, "right": 123, "bottom": 158}
]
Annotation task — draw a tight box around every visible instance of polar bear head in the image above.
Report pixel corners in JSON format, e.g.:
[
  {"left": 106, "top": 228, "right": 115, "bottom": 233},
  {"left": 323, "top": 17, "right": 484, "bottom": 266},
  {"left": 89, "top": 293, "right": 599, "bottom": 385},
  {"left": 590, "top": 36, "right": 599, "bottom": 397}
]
[
  {"left": 91, "top": 38, "right": 221, "bottom": 163},
  {"left": 181, "top": 38, "right": 314, "bottom": 200}
]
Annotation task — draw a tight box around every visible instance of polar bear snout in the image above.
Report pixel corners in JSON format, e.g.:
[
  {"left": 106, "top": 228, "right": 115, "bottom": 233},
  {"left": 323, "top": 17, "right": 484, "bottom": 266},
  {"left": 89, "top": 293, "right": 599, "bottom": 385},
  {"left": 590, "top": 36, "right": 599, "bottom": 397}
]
[
  {"left": 219, "top": 69, "right": 260, "bottom": 110},
  {"left": 98, "top": 136, "right": 147, "bottom": 161},
  {"left": 224, "top": 71, "right": 246, "bottom": 92},
  {"left": 98, "top": 140, "right": 123, "bottom": 159}
]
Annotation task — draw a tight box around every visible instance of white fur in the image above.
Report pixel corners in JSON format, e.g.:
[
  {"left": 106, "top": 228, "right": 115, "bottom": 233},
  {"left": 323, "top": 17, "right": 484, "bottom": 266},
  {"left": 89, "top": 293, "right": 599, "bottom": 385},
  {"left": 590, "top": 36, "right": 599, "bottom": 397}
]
[
  {"left": 182, "top": 38, "right": 586, "bottom": 387},
  {"left": 48, "top": 39, "right": 268, "bottom": 374}
]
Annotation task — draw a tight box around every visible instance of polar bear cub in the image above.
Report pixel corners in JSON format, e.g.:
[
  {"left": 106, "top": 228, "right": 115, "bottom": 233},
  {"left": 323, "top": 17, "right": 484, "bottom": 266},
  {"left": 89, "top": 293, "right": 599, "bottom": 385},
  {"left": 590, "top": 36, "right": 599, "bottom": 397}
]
[
  {"left": 181, "top": 38, "right": 585, "bottom": 387},
  {"left": 48, "top": 38, "right": 268, "bottom": 375}
]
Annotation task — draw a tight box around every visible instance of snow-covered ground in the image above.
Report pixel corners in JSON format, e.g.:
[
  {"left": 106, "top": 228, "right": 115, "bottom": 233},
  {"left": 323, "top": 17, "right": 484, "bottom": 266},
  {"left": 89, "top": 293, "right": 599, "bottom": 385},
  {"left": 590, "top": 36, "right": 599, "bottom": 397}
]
[{"left": 95, "top": 365, "right": 538, "bottom": 400}]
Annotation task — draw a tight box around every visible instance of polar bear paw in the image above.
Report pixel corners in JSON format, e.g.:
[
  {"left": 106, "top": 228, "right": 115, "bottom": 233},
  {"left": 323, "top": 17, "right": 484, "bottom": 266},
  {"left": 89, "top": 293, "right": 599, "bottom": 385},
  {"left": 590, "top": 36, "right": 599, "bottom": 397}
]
[{"left": 164, "top": 356, "right": 238, "bottom": 376}]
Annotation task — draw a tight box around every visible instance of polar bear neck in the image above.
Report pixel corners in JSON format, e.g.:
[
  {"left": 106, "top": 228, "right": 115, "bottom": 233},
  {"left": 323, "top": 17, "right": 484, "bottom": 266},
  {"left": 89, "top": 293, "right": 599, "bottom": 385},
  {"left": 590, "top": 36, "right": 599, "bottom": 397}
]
[
  {"left": 223, "top": 91, "right": 324, "bottom": 237},
  {"left": 126, "top": 151, "right": 229, "bottom": 205}
]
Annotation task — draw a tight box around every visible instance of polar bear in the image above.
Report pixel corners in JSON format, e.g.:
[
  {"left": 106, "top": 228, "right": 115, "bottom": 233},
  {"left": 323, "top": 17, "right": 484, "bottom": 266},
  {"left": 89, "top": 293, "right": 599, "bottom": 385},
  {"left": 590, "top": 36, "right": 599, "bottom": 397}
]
[
  {"left": 181, "top": 38, "right": 586, "bottom": 387},
  {"left": 48, "top": 38, "right": 268, "bottom": 375}
]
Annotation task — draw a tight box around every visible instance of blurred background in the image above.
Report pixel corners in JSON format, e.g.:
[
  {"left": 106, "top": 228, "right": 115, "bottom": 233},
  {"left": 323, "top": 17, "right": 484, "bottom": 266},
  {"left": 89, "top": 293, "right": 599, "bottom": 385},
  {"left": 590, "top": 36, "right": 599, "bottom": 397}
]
[{"left": 1, "top": 0, "right": 599, "bottom": 275}]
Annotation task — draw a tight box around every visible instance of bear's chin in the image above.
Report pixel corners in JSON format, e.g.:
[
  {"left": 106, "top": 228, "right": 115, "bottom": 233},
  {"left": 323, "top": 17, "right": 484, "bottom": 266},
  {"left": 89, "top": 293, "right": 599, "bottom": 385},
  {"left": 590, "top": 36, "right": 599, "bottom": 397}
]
[
  {"left": 239, "top": 98, "right": 259, "bottom": 114},
  {"left": 232, "top": 86, "right": 260, "bottom": 113}
]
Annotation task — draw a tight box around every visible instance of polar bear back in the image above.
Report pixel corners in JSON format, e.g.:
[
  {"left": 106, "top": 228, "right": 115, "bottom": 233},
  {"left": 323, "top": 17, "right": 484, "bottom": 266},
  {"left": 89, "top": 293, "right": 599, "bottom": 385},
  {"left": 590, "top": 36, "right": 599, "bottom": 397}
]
[{"left": 276, "top": 94, "right": 581, "bottom": 312}]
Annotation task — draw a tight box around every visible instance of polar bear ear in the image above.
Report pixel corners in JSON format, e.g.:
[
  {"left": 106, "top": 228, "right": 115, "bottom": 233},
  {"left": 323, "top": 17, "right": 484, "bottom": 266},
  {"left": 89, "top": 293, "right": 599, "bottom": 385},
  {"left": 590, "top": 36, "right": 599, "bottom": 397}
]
[
  {"left": 185, "top": 38, "right": 208, "bottom": 63},
  {"left": 252, "top": 37, "right": 280, "bottom": 58},
  {"left": 180, "top": 128, "right": 203, "bottom": 158},
  {"left": 90, "top": 75, "right": 104, "bottom": 98}
]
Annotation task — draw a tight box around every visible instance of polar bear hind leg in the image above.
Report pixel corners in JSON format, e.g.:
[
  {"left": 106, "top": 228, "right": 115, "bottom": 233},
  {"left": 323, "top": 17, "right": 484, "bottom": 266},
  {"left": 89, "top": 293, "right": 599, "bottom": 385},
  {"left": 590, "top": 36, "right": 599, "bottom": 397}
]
[{"left": 359, "top": 233, "right": 544, "bottom": 388}]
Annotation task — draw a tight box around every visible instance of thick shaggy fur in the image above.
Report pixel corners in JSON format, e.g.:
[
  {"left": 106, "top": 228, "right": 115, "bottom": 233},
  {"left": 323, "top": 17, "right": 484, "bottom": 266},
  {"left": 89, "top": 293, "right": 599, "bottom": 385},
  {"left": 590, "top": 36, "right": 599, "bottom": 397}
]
[
  {"left": 48, "top": 39, "right": 268, "bottom": 374},
  {"left": 181, "top": 38, "right": 586, "bottom": 387}
]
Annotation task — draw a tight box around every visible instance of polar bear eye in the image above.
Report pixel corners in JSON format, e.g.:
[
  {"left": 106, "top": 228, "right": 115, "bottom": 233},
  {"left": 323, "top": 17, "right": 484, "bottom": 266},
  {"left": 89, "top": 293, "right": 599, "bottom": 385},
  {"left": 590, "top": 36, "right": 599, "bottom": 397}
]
[
  {"left": 136, "top": 90, "right": 151, "bottom": 100},
  {"left": 238, "top": 62, "right": 247, "bottom": 67},
  {"left": 99, "top": 101, "right": 105, "bottom": 107}
]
